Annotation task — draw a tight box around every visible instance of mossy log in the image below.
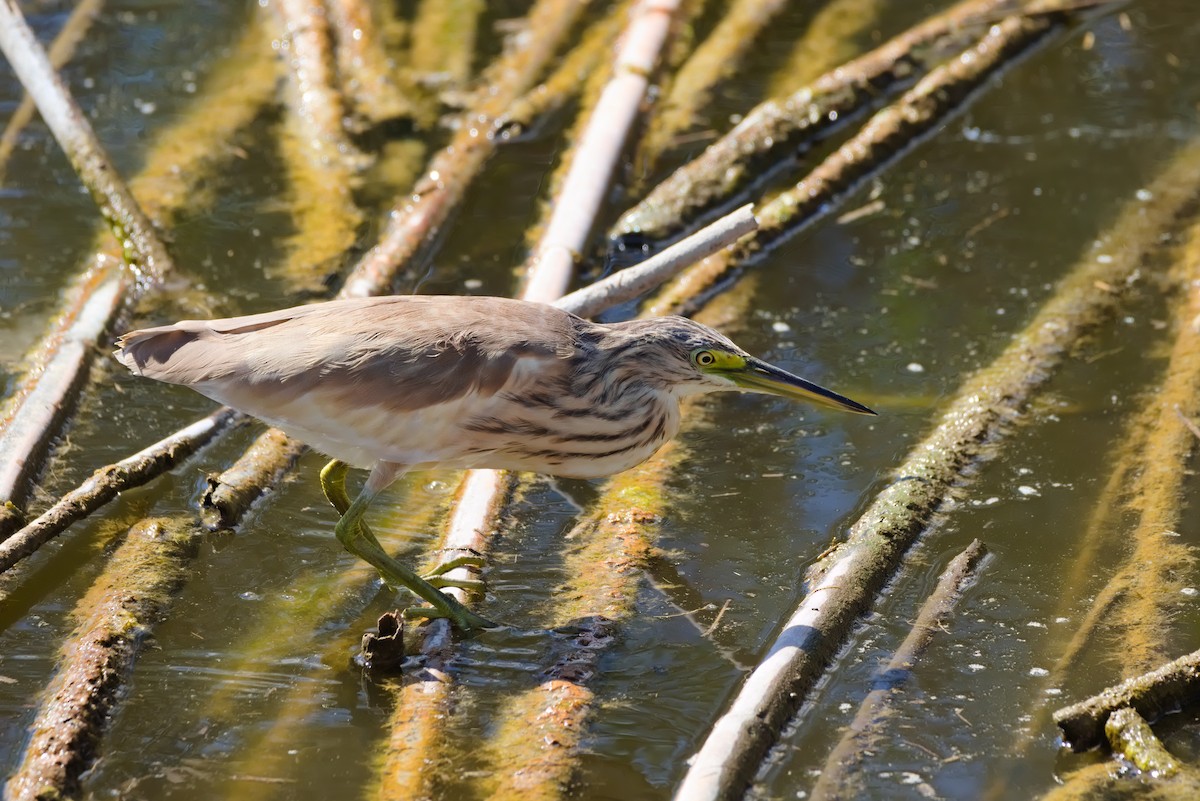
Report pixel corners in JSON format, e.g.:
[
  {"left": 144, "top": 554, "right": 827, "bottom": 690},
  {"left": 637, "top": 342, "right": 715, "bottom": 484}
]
[{"left": 1105, "top": 707, "right": 1181, "bottom": 778}]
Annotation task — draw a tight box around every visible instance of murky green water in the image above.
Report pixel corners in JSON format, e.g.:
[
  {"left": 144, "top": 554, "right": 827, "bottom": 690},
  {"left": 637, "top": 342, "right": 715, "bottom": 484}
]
[{"left": 3, "top": 1, "right": 1200, "bottom": 799}]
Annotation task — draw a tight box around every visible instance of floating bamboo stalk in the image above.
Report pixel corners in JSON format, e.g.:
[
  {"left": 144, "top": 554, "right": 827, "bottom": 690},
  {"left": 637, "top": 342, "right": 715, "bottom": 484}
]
[
  {"left": 202, "top": 0, "right": 591, "bottom": 527},
  {"left": 633, "top": 0, "right": 791, "bottom": 180},
  {"left": 0, "top": 15, "right": 276, "bottom": 530},
  {"left": 339, "top": 0, "right": 589, "bottom": 299},
  {"left": 0, "top": 408, "right": 238, "bottom": 575},
  {"left": 3, "top": 517, "right": 198, "bottom": 801},
  {"left": 0, "top": 0, "right": 105, "bottom": 183},
  {"left": 671, "top": 136, "right": 1200, "bottom": 801},
  {"left": 522, "top": 0, "right": 682, "bottom": 301},
  {"left": 1054, "top": 648, "right": 1200, "bottom": 752},
  {"left": 269, "top": 0, "right": 367, "bottom": 294},
  {"left": 613, "top": 0, "right": 1022, "bottom": 244},
  {"left": 645, "top": 6, "right": 1072, "bottom": 317},
  {"left": 765, "top": 0, "right": 888, "bottom": 98},
  {"left": 325, "top": 0, "right": 411, "bottom": 126},
  {"left": 810, "top": 540, "right": 988, "bottom": 801}
]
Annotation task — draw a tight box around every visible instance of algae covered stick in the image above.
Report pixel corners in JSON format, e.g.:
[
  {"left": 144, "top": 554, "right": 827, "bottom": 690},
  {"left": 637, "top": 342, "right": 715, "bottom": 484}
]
[
  {"left": 672, "top": 135, "right": 1200, "bottom": 801},
  {"left": 646, "top": 7, "right": 1075, "bottom": 317}
]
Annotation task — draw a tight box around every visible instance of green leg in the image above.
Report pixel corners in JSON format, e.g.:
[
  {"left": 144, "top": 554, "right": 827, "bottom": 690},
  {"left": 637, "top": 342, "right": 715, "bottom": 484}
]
[{"left": 319, "top": 460, "right": 494, "bottom": 632}]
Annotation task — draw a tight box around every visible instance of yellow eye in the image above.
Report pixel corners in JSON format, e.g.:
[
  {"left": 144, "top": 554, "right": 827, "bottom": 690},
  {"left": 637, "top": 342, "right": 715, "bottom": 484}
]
[{"left": 694, "top": 350, "right": 717, "bottom": 367}]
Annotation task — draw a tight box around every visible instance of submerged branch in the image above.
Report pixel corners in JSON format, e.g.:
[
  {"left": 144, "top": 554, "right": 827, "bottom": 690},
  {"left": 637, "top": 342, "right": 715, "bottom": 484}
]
[
  {"left": 3, "top": 518, "right": 199, "bottom": 801},
  {"left": 1105, "top": 707, "right": 1181, "bottom": 777},
  {"left": 671, "top": 135, "right": 1200, "bottom": 801},
  {"left": 634, "top": 0, "right": 790, "bottom": 179},
  {"left": 522, "top": 0, "right": 683, "bottom": 302},
  {"left": 810, "top": 541, "right": 988, "bottom": 801},
  {"left": 326, "top": 0, "right": 412, "bottom": 126}
]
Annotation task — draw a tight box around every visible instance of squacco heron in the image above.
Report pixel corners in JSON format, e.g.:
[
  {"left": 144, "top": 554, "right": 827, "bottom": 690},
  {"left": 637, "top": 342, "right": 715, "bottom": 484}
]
[{"left": 115, "top": 295, "right": 874, "bottom": 631}]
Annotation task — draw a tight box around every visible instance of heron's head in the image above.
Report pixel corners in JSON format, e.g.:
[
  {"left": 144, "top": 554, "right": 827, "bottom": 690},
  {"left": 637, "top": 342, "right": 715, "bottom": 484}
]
[{"left": 624, "top": 316, "right": 875, "bottom": 415}]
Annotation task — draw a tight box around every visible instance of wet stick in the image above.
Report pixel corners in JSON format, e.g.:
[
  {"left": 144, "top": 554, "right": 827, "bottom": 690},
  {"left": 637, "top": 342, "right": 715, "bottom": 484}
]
[
  {"left": 3, "top": 518, "right": 199, "bottom": 801},
  {"left": 269, "top": 0, "right": 367, "bottom": 294},
  {"left": 409, "top": 0, "right": 483, "bottom": 94},
  {"left": 0, "top": 15, "right": 277, "bottom": 529},
  {"left": 339, "top": 0, "right": 589, "bottom": 299},
  {"left": 671, "top": 136, "right": 1200, "bottom": 801},
  {"left": 498, "top": 0, "right": 630, "bottom": 136},
  {"left": 0, "top": 0, "right": 104, "bottom": 183},
  {"left": 1105, "top": 707, "right": 1181, "bottom": 777},
  {"left": 0, "top": 409, "right": 238, "bottom": 575},
  {"left": 810, "top": 541, "right": 989, "bottom": 801},
  {"left": 613, "top": 0, "right": 1024, "bottom": 243},
  {"left": 645, "top": 8, "right": 1073, "bottom": 318},
  {"left": 634, "top": 0, "right": 791, "bottom": 181}
]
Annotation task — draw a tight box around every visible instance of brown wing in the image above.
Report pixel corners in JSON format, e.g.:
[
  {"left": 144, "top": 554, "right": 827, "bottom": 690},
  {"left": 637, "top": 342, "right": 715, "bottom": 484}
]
[{"left": 114, "top": 295, "right": 580, "bottom": 413}]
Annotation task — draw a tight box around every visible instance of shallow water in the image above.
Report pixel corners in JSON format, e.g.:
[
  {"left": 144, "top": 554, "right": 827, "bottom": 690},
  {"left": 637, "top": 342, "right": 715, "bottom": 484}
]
[{"left": 3, "top": 1, "right": 1200, "bottom": 799}]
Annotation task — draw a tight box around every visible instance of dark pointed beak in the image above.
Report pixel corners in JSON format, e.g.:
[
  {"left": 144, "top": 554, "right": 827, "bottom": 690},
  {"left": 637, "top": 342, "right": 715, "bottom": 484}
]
[{"left": 729, "top": 357, "right": 876, "bottom": 415}]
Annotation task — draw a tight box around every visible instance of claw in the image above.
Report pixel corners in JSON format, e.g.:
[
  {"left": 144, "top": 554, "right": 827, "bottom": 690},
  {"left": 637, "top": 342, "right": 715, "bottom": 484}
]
[
  {"left": 425, "top": 554, "right": 487, "bottom": 576},
  {"left": 424, "top": 576, "right": 485, "bottom": 591},
  {"left": 403, "top": 602, "right": 497, "bottom": 632}
]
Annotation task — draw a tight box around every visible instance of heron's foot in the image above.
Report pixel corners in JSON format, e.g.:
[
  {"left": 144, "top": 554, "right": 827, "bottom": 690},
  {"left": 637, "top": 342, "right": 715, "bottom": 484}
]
[
  {"left": 403, "top": 600, "right": 496, "bottom": 632},
  {"left": 421, "top": 554, "right": 486, "bottom": 590}
]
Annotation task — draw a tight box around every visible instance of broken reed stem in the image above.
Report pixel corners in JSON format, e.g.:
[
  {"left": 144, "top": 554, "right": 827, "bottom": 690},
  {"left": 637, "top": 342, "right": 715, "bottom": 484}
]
[
  {"left": 199, "top": 0, "right": 590, "bottom": 529},
  {"left": 522, "top": 0, "right": 683, "bottom": 302},
  {"left": 325, "top": 0, "right": 411, "bottom": 126},
  {"left": 339, "top": 0, "right": 589, "bottom": 299},
  {"left": 633, "top": 0, "right": 791, "bottom": 180},
  {"left": 0, "top": 409, "right": 238, "bottom": 575},
  {"left": 0, "top": 0, "right": 105, "bottom": 183},
  {"left": 1054, "top": 648, "right": 1200, "bottom": 752},
  {"left": 670, "top": 137, "right": 1200, "bottom": 801},
  {"left": 556, "top": 204, "right": 757, "bottom": 318},
  {"left": 0, "top": 0, "right": 174, "bottom": 284},
  {"left": 614, "top": 0, "right": 1022, "bottom": 243},
  {"left": 765, "top": 0, "right": 888, "bottom": 98},
  {"left": 1104, "top": 707, "right": 1181, "bottom": 777},
  {"left": 810, "top": 540, "right": 988, "bottom": 801},
  {"left": 481, "top": 286, "right": 754, "bottom": 801},
  {"left": 0, "top": 14, "right": 276, "bottom": 534},
  {"left": 3, "top": 518, "right": 198, "bottom": 801},
  {"left": 644, "top": 7, "right": 1069, "bottom": 318}
]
